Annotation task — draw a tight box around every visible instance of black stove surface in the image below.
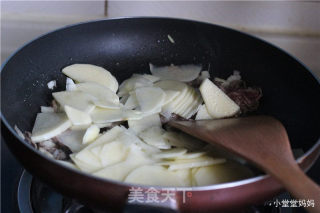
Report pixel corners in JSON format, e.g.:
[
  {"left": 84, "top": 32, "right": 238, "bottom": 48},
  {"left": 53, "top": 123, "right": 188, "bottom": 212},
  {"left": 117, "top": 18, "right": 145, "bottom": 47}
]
[{"left": 2, "top": 138, "right": 319, "bottom": 213}]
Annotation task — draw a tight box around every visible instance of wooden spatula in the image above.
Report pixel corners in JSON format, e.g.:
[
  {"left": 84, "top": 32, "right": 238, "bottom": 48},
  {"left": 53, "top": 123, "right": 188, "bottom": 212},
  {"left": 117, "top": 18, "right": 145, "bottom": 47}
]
[{"left": 168, "top": 116, "right": 320, "bottom": 212}]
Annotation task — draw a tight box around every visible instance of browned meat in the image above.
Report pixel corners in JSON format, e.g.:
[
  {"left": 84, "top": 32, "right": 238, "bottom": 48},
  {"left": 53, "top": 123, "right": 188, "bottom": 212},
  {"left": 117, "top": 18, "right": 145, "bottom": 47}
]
[{"left": 215, "top": 79, "right": 262, "bottom": 114}]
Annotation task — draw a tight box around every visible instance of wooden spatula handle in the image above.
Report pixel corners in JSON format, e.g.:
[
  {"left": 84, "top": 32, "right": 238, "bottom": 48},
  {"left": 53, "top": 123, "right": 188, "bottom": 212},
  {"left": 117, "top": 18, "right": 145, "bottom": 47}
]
[{"left": 269, "top": 162, "right": 320, "bottom": 213}]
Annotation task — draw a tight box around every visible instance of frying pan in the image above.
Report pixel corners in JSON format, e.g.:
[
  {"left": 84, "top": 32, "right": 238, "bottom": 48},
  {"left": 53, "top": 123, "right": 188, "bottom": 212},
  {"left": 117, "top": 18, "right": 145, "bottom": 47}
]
[{"left": 1, "top": 17, "right": 320, "bottom": 212}]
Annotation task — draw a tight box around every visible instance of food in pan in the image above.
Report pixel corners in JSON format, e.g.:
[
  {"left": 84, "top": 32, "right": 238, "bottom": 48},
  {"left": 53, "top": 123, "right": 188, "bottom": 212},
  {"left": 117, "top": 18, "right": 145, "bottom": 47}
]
[{"left": 20, "top": 63, "right": 262, "bottom": 187}]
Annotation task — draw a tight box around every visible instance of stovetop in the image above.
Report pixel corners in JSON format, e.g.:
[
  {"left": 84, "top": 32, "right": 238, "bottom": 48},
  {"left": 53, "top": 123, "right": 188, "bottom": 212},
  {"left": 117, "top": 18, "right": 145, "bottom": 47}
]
[{"left": 2, "top": 137, "right": 319, "bottom": 213}]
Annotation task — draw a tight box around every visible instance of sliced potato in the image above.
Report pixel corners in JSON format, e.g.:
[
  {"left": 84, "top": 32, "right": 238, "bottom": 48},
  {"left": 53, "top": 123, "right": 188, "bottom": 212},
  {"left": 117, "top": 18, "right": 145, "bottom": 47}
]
[
  {"left": 125, "top": 165, "right": 191, "bottom": 187},
  {"left": 174, "top": 87, "right": 202, "bottom": 118},
  {"left": 31, "top": 113, "right": 72, "bottom": 142},
  {"left": 66, "top": 77, "right": 77, "bottom": 91},
  {"left": 163, "top": 90, "right": 180, "bottom": 105},
  {"left": 191, "top": 167, "right": 200, "bottom": 186},
  {"left": 70, "top": 124, "right": 91, "bottom": 130},
  {"left": 163, "top": 131, "right": 205, "bottom": 150},
  {"left": 62, "top": 64, "right": 118, "bottom": 92},
  {"left": 73, "top": 149, "right": 102, "bottom": 169},
  {"left": 120, "top": 95, "right": 129, "bottom": 104},
  {"left": 132, "top": 74, "right": 160, "bottom": 83},
  {"left": 153, "top": 148, "right": 187, "bottom": 159},
  {"left": 82, "top": 124, "right": 100, "bottom": 144},
  {"left": 138, "top": 126, "right": 171, "bottom": 149},
  {"left": 118, "top": 76, "right": 153, "bottom": 97},
  {"left": 97, "top": 140, "right": 131, "bottom": 167},
  {"left": 76, "top": 82, "right": 120, "bottom": 109},
  {"left": 198, "top": 71, "right": 211, "bottom": 82},
  {"left": 70, "top": 153, "right": 100, "bottom": 172},
  {"left": 176, "top": 152, "right": 206, "bottom": 159},
  {"left": 56, "top": 129, "right": 86, "bottom": 152},
  {"left": 124, "top": 93, "right": 138, "bottom": 109},
  {"left": 53, "top": 91, "right": 96, "bottom": 113},
  {"left": 195, "top": 104, "right": 212, "bottom": 120},
  {"left": 90, "top": 107, "right": 143, "bottom": 123},
  {"left": 124, "top": 129, "right": 161, "bottom": 154},
  {"left": 173, "top": 87, "right": 195, "bottom": 115},
  {"left": 155, "top": 80, "right": 189, "bottom": 115},
  {"left": 83, "top": 126, "right": 126, "bottom": 150},
  {"left": 95, "top": 123, "right": 112, "bottom": 128},
  {"left": 193, "top": 161, "right": 254, "bottom": 186},
  {"left": 199, "top": 79, "right": 240, "bottom": 118},
  {"left": 93, "top": 145, "right": 153, "bottom": 180},
  {"left": 150, "top": 64, "right": 201, "bottom": 82},
  {"left": 162, "top": 132, "right": 180, "bottom": 145},
  {"left": 65, "top": 105, "right": 92, "bottom": 126},
  {"left": 135, "top": 87, "right": 165, "bottom": 113},
  {"left": 40, "top": 106, "right": 54, "bottom": 113},
  {"left": 128, "top": 113, "right": 161, "bottom": 134},
  {"left": 159, "top": 156, "right": 226, "bottom": 170},
  {"left": 182, "top": 91, "right": 203, "bottom": 119}
]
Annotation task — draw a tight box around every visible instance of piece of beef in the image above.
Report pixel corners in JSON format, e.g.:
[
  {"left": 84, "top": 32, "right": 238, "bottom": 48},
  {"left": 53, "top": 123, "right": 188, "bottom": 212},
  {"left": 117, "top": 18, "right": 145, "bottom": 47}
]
[{"left": 215, "top": 79, "right": 262, "bottom": 114}]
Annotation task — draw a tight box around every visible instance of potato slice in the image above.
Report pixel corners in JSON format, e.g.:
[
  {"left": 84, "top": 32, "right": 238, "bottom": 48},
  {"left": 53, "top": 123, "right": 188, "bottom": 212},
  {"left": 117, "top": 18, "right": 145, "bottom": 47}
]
[
  {"left": 163, "top": 90, "right": 180, "bottom": 105},
  {"left": 120, "top": 128, "right": 161, "bottom": 154},
  {"left": 70, "top": 153, "right": 100, "bottom": 172},
  {"left": 120, "top": 95, "right": 129, "bottom": 104},
  {"left": 128, "top": 113, "right": 161, "bottom": 134},
  {"left": 73, "top": 149, "right": 102, "bottom": 169},
  {"left": 155, "top": 80, "right": 188, "bottom": 114},
  {"left": 163, "top": 132, "right": 182, "bottom": 147},
  {"left": 82, "top": 124, "right": 100, "bottom": 144},
  {"left": 90, "top": 107, "right": 143, "bottom": 123},
  {"left": 118, "top": 76, "right": 153, "bottom": 97},
  {"left": 198, "top": 71, "right": 211, "bottom": 82},
  {"left": 174, "top": 87, "right": 202, "bottom": 118},
  {"left": 76, "top": 82, "right": 120, "bottom": 109},
  {"left": 163, "top": 131, "right": 206, "bottom": 150},
  {"left": 135, "top": 87, "right": 165, "bottom": 113},
  {"left": 65, "top": 105, "right": 92, "bottom": 126},
  {"left": 159, "top": 156, "right": 226, "bottom": 170},
  {"left": 83, "top": 126, "right": 125, "bottom": 150},
  {"left": 92, "top": 131, "right": 137, "bottom": 166},
  {"left": 199, "top": 79, "right": 240, "bottom": 118},
  {"left": 66, "top": 77, "right": 77, "bottom": 91},
  {"left": 125, "top": 165, "right": 191, "bottom": 187},
  {"left": 153, "top": 148, "right": 187, "bottom": 159},
  {"left": 70, "top": 124, "right": 91, "bottom": 130},
  {"left": 124, "top": 93, "right": 138, "bottom": 109},
  {"left": 176, "top": 152, "right": 206, "bottom": 159},
  {"left": 195, "top": 104, "right": 212, "bottom": 120},
  {"left": 95, "top": 123, "right": 112, "bottom": 128},
  {"left": 62, "top": 64, "right": 118, "bottom": 92},
  {"left": 182, "top": 91, "right": 203, "bottom": 119},
  {"left": 56, "top": 129, "right": 86, "bottom": 152},
  {"left": 97, "top": 140, "right": 131, "bottom": 167},
  {"left": 150, "top": 64, "right": 201, "bottom": 82},
  {"left": 93, "top": 145, "right": 153, "bottom": 180},
  {"left": 173, "top": 87, "right": 195, "bottom": 115},
  {"left": 53, "top": 91, "right": 96, "bottom": 113},
  {"left": 193, "top": 161, "right": 254, "bottom": 186},
  {"left": 132, "top": 74, "right": 160, "bottom": 83},
  {"left": 138, "top": 126, "right": 171, "bottom": 149},
  {"left": 40, "top": 106, "right": 54, "bottom": 113},
  {"left": 31, "top": 113, "right": 72, "bottom": 142}
]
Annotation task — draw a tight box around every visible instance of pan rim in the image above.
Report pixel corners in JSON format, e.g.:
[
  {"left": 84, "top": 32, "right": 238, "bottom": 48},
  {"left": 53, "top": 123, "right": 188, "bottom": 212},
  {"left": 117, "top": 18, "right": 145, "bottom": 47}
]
[{"left": 1, "top": 16, "right": 320, "bottom": 191}]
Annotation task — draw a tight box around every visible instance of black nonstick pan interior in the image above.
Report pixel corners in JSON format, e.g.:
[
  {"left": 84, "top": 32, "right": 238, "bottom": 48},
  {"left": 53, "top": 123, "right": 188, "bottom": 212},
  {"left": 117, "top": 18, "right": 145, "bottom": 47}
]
[{"left": 2, "top": 17, "right": 320, "bottom": 160}]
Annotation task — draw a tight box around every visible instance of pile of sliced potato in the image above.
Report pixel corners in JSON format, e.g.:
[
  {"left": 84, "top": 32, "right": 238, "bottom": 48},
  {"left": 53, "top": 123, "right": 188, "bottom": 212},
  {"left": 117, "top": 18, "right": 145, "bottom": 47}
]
[{"left": 30, "top": 63, "right": 252, "bottom": 186}]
